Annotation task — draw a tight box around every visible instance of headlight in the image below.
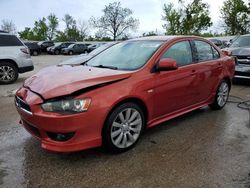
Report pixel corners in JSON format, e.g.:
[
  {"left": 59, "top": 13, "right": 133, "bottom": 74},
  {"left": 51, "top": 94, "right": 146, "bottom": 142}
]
[{"left": 41, "top": 98, "right": 91, "bottom": 114}]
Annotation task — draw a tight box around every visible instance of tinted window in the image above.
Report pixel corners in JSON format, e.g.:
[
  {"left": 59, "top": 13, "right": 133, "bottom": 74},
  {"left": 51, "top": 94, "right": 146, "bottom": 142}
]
[
  {"left": 230, "top": 35, "right": 250, "bottom": 47},
  {"left": 161, "top": 41, "right": 193, "bottom": 66},
  {"left": 194, "top": 40, "right": 214, "bottom": 61},
  {"left": 0, "top": 35, "right": 23, "bottom": 46}
]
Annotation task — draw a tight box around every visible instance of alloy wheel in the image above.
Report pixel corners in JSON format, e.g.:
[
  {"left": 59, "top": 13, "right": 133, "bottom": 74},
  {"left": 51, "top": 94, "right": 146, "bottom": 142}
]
[
  {"left": 217, "top": 82, "right": 229, "bottom": 107},
  {"left": 111, "top": 108, "right": 142, "bottom": 149},
  {"left": 0, "top": 65, "right": 15, "bottom": 82}
]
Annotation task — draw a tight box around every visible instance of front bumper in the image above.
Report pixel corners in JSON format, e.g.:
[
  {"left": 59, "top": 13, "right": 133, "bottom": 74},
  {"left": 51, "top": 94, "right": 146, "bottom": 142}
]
[
  {"left": 15, "top": 88, "right": 104, "bottom": 152},
  {"left": 234, "top": 64, "right": 250, "bottom": 79}
]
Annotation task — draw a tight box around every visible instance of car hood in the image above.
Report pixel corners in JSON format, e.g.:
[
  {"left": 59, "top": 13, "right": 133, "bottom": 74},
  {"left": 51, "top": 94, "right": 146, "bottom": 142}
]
[
  {"left": 227, "top": 47, "right": 250, "bottom": 56},
  {"left": 24, "top": 65, "right": 132, "bottom": 99},
  {"left": 59, "top": 55, "right": 92, "bottom": 65}
]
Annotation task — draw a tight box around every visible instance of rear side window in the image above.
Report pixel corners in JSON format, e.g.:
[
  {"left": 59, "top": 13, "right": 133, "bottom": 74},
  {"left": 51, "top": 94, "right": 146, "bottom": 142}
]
[
  {"left": 0, "top": 35, "right": 23, "bottom": 46},
  {"left": 161, "top": 41, "right": 193, "bottom": 66},
  {"left": 194, "top": 40, "right": 219, "bottom": 61}
]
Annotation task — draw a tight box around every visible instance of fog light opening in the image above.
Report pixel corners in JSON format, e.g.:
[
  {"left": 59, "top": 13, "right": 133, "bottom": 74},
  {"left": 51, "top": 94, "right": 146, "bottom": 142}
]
[{"left": 47, "top": 132, "right": 75, "bottom": 142}]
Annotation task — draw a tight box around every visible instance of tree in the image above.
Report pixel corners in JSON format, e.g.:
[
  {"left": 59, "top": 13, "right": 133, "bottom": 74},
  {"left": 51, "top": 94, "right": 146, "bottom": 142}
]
[
  {"left": 18, "top": 27, "right": 36, "bottom": 40},
  {"left": 221, "top": 0, "right": 249, "bottom": 35},
  {"left": 47, "top": 13, "right": 59, "bottom": 41},
  {"left": 90, "top": 1, "right": 139, "bottom": 40},
  {"left": 78, "top": 19, "right": 89, "bottom": 40},
  {"left": 1, "top": 19, "right": 16, "bottom": 34},
  {"left": 62, "top": 14, "right": 81, "bottom": 41},
  {"left": 162, "top": 0, "right": 212, "bottom": 35},
  {"left": 33, "top": 17, "right": 48, "bottom": 40},
  {"left": 142, "top": 31, "right": 158, "bottom": 37}
]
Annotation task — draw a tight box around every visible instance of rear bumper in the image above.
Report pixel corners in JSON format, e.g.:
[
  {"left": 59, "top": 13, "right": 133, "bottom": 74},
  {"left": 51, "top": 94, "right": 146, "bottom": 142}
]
[{"left": 19, "top": 65, "right": 34, "bottom": 73}]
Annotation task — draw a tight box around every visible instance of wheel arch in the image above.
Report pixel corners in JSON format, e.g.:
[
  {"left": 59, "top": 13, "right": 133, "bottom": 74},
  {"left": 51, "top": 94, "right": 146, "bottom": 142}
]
[
  {"left": 102, "top": 97, "right": 149, "bottom": 136},
  {"left": 0, "top": 59, "right": 18, "bottom": 70},
  {"left": 223, "top": 76, "right": 231, "bottom": 91}
]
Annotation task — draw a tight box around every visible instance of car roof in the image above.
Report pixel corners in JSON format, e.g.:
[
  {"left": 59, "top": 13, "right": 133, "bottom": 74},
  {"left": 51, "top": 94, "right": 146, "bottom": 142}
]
[{"left": 129, "top": 35, "right": 204, "bottom": 42}]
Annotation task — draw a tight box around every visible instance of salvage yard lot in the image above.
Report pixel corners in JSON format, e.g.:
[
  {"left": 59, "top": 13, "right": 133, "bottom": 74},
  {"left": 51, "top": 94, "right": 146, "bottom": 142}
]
[{"left": 0, "top": 55, "right": 250, "bottom": 187}]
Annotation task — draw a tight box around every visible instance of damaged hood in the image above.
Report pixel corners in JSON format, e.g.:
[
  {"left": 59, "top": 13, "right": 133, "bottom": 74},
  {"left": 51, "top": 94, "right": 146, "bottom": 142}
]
[
  {"left": 24, "top": 65, "right": 132, "bottom": 99},
  {"left": 227, "top": 46, "right": 250, "bottom": 56}
]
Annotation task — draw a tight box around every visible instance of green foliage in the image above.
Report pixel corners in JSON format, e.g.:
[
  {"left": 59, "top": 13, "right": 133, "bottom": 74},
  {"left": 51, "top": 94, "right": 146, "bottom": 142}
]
[
  {"left": 221, "top": 0, "right": 250, "bottom": 35},
  {"left": 90, "top": 1, "right": 139, "bottom": 40},
  {"left": 142, "top": 31, "right": 158, "bottom": 37},
  {"left": 33, "top": 17, "right": 48, "bottom": 41},
  {"left": 162, "top": 0, "right": 212, "bottom": 35},
  {"left": 61, "top": 14, "right": 81, "bottom": 41},
  {"left": 47, "top": 13, "right": 59, "bottom": 41}
]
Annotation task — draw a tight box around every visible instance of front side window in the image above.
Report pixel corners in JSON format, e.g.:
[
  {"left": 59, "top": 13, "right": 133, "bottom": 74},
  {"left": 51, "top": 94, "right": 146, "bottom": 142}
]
[
  {"left": 161, "top": 41, "right": 193, "bottom": 66},
  {"left": 194, "top": 40, "right": 214, "bottom": 61},
  {"left": 86, "top": 41, "right": 163, "bottom": 71}
]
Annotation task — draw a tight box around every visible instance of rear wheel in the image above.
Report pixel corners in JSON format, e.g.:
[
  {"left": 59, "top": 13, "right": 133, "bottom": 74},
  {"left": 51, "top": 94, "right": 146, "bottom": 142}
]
[
  {"left": 209, "top": 80, "right": 229, "bottom": 110},
  {"left": 32, "top": 50, "right": 38, "bottom": 56},
  {"left": 103, "top": 103, "right": 145, "bottom": 153},
  {"left": 0, "top": 62, "right": 18, "bottom": 84},
  {"left": 55, "top": 50, "right": 60, "bottom": 55},
  {"left": 69, "top": 51, "right": 73, "bottom": 55}
]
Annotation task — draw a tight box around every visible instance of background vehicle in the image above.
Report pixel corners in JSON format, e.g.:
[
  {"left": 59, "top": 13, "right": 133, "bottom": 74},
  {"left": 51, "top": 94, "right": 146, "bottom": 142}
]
[
  {"left": 62, "top": 43, "right": 91, "bottom": 55},
  {"left": 60, "top": 42, "right": 119, "bottom": 65},
  {"left": 24, "top": 42, "right": 41, "bottom": 56},
  {"left": 87, "top": 43, "right": 106, "bottom": 53},
  {"left": 0, "top": 32, "right": 34, "bottom": 84},
  {"left": 38, "top": 41, "right": 54, "bottom": 52},
  {"left": 16, "top": 36, "right": 235, "bottom": 153},
  {"left": 48, "top": 42, "right": 74, "bottom": 55},
  {"left": 209, "top": 38, "right": 227, "bottom": 48},
  {"left": 227, "top": 34, "right": 250, "bottom": 81}
]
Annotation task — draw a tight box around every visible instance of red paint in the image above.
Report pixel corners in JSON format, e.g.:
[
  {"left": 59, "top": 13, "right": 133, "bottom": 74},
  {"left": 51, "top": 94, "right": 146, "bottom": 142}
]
[{"left": 15, "top": 36, "right": 235, "bottom": 152}]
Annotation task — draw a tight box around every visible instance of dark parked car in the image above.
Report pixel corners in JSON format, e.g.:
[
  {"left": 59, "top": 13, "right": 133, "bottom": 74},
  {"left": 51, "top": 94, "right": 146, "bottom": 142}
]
[
  {"left": 87, "top": 43, "right": 106, "bottom": 53},
  {"left": 38, "top": 41, "right": 54, "bottom": 52},
  {"left": 227, "top": 34, "right": 250, "bottom": 81},
  {"left": 60, "top": 42, "right": 119, "bottom": 65},
  {"left": 48, "top": 42, "right": 74, "bottom": 55},
  {"left": 24, "top": 42, "right": 41, "bottom": 56},
  {"left": 61, "top": 43, "right": 91, "bottom": 55},
  {"left": 209, "top": 39, "right": 227, "bottom": 49}
]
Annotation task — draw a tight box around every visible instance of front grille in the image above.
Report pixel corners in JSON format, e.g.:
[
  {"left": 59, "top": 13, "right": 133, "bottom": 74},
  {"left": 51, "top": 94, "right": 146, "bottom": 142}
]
[
  {"left": 15, "top": 96, "right": 32, "bottom": 114},
  {"left": 236, "top": 56, "right": 250, "bottom": 65}
]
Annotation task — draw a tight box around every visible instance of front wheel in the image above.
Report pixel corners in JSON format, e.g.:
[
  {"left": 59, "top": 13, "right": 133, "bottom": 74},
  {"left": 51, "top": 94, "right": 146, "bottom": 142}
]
[
  {"left": 209, "top": 80, "right": 229, "bottom": 110},
  {"left": 103, "top": 103, "right": 145, "bottom": 153}
]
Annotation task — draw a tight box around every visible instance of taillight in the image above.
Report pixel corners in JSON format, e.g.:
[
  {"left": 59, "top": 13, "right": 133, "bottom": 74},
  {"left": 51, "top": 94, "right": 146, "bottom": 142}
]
[{"left": 20, "top": 47, "right": 30, "bottom": 54}]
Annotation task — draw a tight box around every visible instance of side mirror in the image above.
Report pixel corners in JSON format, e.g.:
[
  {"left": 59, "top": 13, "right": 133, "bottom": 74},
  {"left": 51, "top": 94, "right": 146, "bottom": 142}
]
[
  {"left": 157, "top": 58, "right": 178, "bottom": 71},
  {"left": 221, "top": 49, "right": 232, "bottom": 56}
]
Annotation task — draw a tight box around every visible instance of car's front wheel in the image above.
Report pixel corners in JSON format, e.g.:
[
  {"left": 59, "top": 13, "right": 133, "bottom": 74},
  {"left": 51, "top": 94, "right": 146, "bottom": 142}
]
[
  {"left": 54, "top": 50, "right": 60, "bottom": 55},
  {"left": 209, "top": 80, "right": 229, "bottom": 110},
  {"left": 0, "top": 62, "right": 18, "bottom": 84},
  {"left": 103, "top": 103, "right": 145, "bottom": 153},
  {"left": 69, "top": 51, "right": 73, "bottom": 55}
]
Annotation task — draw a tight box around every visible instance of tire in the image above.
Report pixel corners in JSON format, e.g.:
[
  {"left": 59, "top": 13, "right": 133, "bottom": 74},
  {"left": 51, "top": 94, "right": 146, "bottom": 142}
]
[
  {"left": 55, "top": 50, "right": 60, "bottom": 55},
  {"left": 209, "top": 80, "right": 229, "bottom": 110},
  {"left": 102, "top": 102, "right": 145, "bottom": 153},
  {"left": 0, "top": 62, "right": 18, "bottom": 84},
  {"left": 32, "top": 50, "right": 38, "bottom": 56},
  {"left": 69, "top": 51, "right": 73, "bottom": 55}
]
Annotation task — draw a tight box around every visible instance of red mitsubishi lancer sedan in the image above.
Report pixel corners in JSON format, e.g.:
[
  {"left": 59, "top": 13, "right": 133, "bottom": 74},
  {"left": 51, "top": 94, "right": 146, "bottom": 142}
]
[{"left": 15, "top": 36, "right": 235, "bottom": 153}]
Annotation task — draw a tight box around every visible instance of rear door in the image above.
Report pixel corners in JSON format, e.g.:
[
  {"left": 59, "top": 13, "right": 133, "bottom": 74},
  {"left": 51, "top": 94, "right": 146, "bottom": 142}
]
[
  {"left": 191, "top": 40, "right": 223, "bottom": 103},
  {"left": 153, "top": 40, "right": 200, "bottom": 118}
]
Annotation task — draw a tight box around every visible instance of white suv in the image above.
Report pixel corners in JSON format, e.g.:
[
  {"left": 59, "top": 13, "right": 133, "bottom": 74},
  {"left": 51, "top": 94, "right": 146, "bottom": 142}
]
[{"left": 0, "top": 32, "right": 34, "bottom": 84}]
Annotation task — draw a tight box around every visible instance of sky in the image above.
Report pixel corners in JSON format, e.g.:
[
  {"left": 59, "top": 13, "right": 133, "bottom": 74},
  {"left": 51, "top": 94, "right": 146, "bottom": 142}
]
[{"left": 0, "top": 0, "right": 227, "bottom": 36}]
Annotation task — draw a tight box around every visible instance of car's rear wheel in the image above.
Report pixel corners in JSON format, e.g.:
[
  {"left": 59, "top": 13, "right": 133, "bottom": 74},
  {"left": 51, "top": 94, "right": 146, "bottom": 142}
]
[
  {"left": 55, "top": 50, "right": 60, "bottom": 55},
  {"left": 69, "top": 51, "right": 73, "bottom": 55},
  {"left": 0, "top": 62, "right": 18, "bottom": 84},
  {"left": 32, "top": 50, "right": 38, "bottom": 56},
  {"left": 209, "top": 80, "right": 229, "bottom": 110},
  {"left": 103, "top": 103, "right": 145, "bottom": 153}
]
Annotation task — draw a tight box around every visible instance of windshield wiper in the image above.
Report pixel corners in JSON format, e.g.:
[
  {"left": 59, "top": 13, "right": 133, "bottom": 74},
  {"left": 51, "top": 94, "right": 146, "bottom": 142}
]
[{"left": 92, "top": 64, "right": 118, "bottom": 70}]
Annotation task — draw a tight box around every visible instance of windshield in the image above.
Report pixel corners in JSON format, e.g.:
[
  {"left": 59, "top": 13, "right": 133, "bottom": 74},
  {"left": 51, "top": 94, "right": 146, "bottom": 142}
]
[
  {"left": 86, "top": 41, "right": 163, "bottom": 71},
  {"left": 68, "top": 44, "right": 75, "bottom": 48},
  {"left": 230, "top": 36, "right": 250, "bottom": 47}
]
